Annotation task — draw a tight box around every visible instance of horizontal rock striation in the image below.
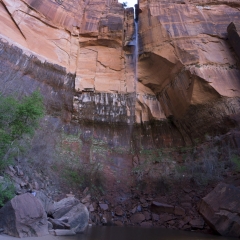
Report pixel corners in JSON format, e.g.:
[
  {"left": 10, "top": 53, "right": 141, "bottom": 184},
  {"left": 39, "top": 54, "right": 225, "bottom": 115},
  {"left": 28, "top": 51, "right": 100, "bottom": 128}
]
[
  {"left": 0, "top": 38, "right": 75, "bottom": 122},
  {"left": 1, "top": 0, "right": 240, "bottom": 197},
  {"left": 1, "top": 0, "right": 239, "bottom": 128},
  {"left": 137, "top": 0, "right": 240, "bottom": 139}
]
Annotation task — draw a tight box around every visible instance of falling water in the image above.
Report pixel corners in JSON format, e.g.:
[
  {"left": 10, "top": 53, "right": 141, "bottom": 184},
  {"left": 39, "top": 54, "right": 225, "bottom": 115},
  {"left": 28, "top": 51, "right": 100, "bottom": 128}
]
[
  {"left": 134, "top": 20, "right": 138, "bottom": 93},
  {"left": 129, "top": 6, "right": 139, "bottom": 157}
]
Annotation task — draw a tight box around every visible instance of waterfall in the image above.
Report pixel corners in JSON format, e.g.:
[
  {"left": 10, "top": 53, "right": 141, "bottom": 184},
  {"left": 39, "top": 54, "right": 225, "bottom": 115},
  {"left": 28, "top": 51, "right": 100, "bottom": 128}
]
[
  {"left": 129, "top": 7, "right": 139, "bottom": 157},
  {"left": 134, "top": 20, "right": 138, "bottom": 93}
]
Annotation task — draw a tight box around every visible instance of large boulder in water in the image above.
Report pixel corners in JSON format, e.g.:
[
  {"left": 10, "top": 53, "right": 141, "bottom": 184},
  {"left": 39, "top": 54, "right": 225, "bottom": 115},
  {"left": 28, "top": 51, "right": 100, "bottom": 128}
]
[
  {"left": 0, "top": 193, "right": 48, "bottom": 237},
  {"left": 49, "top": 197, "right": 89, "bottom": 233},
  {"left": 49, "top": 197, "right": 80, "bottom": 219},
  {"left": 199, "top": 182, "right": 240, "bottom": 237},
  {"left": 60, "top": 203, "right": 89, "bottom": 233}
]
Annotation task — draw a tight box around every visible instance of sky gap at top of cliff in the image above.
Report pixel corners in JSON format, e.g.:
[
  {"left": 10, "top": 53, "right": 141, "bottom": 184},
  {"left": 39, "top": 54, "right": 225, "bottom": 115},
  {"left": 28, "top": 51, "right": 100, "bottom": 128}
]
[{"left": 118, "top": 0, "right": 137, "bottom": 8}]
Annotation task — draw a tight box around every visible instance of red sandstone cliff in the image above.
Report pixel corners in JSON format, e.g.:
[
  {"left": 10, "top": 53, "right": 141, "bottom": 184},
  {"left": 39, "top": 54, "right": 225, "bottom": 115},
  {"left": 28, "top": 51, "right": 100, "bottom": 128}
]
[
  {"left": 0, "top": 1, "right": 240, "bottom": 230},
  {"left": 1, "top": 0, "right": 240, "bottom": 128}
]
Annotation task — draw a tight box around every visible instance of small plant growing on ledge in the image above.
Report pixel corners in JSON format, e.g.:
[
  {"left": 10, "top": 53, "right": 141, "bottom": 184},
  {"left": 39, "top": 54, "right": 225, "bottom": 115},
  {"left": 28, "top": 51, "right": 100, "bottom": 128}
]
[{"left": 231, "top": 155, "right": 240, "bottom": 171}]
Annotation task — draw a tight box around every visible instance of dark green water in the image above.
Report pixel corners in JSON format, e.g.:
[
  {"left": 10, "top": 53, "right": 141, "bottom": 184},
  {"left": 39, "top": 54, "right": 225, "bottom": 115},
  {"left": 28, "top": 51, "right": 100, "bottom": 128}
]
[{"left": 59, "top": 227, "right": 233, "bottom": 240}]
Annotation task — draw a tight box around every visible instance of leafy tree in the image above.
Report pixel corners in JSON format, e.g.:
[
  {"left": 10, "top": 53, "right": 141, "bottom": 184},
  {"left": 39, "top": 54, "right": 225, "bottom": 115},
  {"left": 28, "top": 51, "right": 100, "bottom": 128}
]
[{"left": 0, "top": 91, "right": 44, "bottom": 172}]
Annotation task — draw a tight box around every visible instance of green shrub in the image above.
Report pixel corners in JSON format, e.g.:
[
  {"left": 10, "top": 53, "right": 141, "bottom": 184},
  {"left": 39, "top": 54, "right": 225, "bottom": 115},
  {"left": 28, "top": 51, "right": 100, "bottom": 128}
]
[
  {"left": 61, "top": 163, "right": 105, "bottom": 197},
  {"left": 0, "top": 91, "right": 44, "bottom": 172},
  {"left": 0, "top": 181, "right": 15, "bottom": 207},
  {"left": 231, "top": 155, "right": 240, "bottom": 171},
  {"left": 176, "top": 165, "right": 187, "bottom": 174}
]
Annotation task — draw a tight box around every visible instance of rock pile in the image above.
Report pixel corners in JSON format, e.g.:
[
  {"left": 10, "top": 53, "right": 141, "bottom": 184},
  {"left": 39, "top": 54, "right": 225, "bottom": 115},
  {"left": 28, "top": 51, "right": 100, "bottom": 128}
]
[{"left": 87, "top": 193, "right": 206, "bottom": 231}]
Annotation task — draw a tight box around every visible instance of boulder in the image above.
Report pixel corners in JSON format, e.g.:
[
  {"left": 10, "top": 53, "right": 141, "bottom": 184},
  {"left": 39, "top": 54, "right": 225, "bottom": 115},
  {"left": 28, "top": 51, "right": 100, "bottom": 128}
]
[
  {"left": 99, "top": 203, "right": 108, "bottom": 211},
  {"left": 199, "top": 183, "right": 240, "bottom": 237},
  {"left": 151, "top": 201, "right": 174, "bottom": 214},
  {"left": 81, "top": 194, "right": 91, "bottom": 204},
  {"left": 143, "top": 211, "right": 151, "bottom": 221},
  {"left": 158, "top": 213, "right": 176, "bottom": 225},
  {"left": 174, "top": 206, "right": 185, "bottom": 216},
  {"left": 0, "top": 193, "right": 48, "bottom": 237},
  {"left": 52, "top": 229, "right": 76, "bottom": 236},
  {"left": 88, "top": 204, "right": 95, "bottom": 212},
  {"left": 115, "top": 206, "right": 124, "bottom": 216},
  {"left": 189, "top": 219, "right": 204, "bottom": 229},
  {"left": 35, "top": 191, "right": 54, "bottom": 214},
  {"left": 48, "top": 218, "right": 71, "bottom": 230},
  {"left": 48, "top": 221, "right": 53, "bottom": 230},
  {"left": 49, "top": 197, "right": 80, "bottom": 219},
  {"left": 152, "top": 213, "right": 159, "bottom": 221},
  {"left": 114, "top": 221, "right": 123, "bottom": 226},
  {"left": 130, "top": 213, "right": 145, "bottom": 224},
  {"left": 60, "top": 203, "right": 89, "bottom": 233},
  {"left": 141, "top": 222, "right": 152, "bottom": 227}
]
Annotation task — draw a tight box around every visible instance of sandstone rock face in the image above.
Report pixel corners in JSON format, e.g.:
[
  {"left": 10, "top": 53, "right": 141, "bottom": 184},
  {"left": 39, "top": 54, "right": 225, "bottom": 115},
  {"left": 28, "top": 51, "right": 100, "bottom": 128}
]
[
  {"left": 1, "top": 0, "right": 240, "bottom": 196},
  {"left": 0, "top": 0, "right": 240, "bottom": 130},
  {"left": 199, "top": 183, "right": 240, "bottom": 237},
  {"left": 138, "top": 0, "right": 240, "bottom": 122},
  {"left": 0, "top": 193, "right": 48, "bottom": 238}
]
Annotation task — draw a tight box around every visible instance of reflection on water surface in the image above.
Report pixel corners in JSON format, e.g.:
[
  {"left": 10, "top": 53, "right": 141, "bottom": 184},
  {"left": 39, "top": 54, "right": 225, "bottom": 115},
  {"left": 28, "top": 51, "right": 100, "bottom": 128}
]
[{"left": 58, "top": 226, "right": 232, "bottom": 240}]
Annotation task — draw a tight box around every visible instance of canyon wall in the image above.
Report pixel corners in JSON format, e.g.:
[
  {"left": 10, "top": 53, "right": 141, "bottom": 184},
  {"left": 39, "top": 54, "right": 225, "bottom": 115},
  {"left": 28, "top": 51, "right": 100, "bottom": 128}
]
[
  {"left": 0, "top": 0, "right": 240, "bottom": 195},
  {"left": 137, "top": 0, "right": 240, "bottom": 140}
]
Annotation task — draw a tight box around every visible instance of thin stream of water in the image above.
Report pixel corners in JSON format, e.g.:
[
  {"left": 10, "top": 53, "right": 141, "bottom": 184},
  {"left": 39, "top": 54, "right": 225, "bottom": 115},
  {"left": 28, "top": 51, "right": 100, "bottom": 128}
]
[
  {"left": 134, "top": 20, "right": 138, "bottom": 93},
  {"left": 129, "top": 18, "right": 139, "bottom": 152}
]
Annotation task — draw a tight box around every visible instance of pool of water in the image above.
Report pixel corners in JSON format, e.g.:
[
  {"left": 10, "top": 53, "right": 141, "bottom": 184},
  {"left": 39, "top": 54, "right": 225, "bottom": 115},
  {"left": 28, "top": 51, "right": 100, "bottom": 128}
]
[{"left": 58, "top": 226, "right": 232, "bottom": 240}]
